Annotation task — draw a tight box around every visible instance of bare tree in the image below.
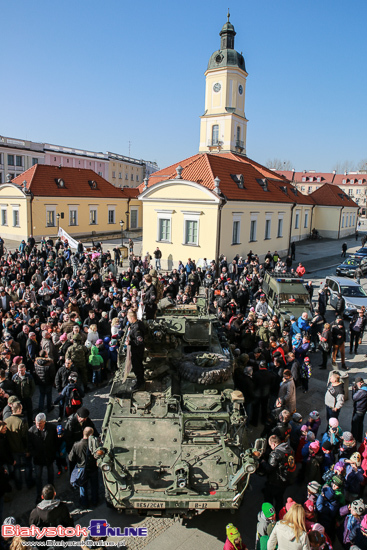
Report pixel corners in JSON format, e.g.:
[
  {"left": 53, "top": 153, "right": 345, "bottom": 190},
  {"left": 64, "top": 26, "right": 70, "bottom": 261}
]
[
  {"left": 266, "top": 158, "right": 293, "bottom": 171},
  {"left": 332, "top": 160, "right": 357, "bottom": 173},
  {"left": 357, "top": 159, "right": 367, "bottom": 173}
]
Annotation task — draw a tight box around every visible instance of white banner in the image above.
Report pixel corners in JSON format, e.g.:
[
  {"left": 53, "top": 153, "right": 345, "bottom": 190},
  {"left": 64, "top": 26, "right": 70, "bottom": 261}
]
[{"left": 58, "top": 227, "right": 81, "bottom": 250}]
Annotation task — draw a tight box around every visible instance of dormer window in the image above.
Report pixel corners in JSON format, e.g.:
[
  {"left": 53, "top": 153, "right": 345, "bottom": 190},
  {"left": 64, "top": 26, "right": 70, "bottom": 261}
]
[
  {"left": 317, "top": 177, "right": 321, "bottom": 182},
  {"left": 350, "top": 179, "right": 354, "bottom": 184},
  {"left": 88, "top": 180, "right": 98, "bottom": 189},
  {"left": 302, "top": 177, "right": 306, "bottom": 182},
  {"left": 342, "top": 179, "right": 346, "bottom": 184},
  {"left": 359, "top": 179, "right": 363, "bottom": 184},
  {"left": 309, "top": 177, "right": 313, "bottom": 182},
  {"left": 55, "top": 178, "right": 65, "bottom": 188}
]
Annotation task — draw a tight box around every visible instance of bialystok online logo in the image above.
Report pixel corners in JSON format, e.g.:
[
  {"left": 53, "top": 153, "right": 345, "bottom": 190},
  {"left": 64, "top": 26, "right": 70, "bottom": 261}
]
[{"left": 2, "top": 520, "right": 148, "bottom": 540}]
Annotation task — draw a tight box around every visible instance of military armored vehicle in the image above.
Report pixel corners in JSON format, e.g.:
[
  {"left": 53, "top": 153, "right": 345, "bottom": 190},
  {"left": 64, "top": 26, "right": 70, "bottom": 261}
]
[
  {"left": 95, "top": 295, "right": 265, "bottom": 517},
  {"left": 262, "top": 272, "right": 312, "bottom": 327}
]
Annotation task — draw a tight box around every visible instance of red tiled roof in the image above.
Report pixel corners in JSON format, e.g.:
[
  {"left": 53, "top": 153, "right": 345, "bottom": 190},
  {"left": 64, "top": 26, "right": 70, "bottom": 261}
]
[
  {"left": 12, "top": 164, "right": 133, "bottom": 198},
  {"left": 276, "top": 170, "right": 367, "bottom": 187},
  {"left": 309, "top": 183, "right": 358, "bottom": 207},
  {"left": 139, "top": 152, "right": 313, "bottom": 204}
]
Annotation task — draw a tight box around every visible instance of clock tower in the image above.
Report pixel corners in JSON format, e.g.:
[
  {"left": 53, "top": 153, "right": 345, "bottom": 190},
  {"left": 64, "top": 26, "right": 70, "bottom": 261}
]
[{"left": 199, "top": 14, "right": 248, "bottom": 155}]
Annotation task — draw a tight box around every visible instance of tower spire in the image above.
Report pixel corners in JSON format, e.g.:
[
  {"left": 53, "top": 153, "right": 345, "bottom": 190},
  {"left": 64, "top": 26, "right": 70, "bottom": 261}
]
[{"left": 227, "top": 9, "right": 230, "bottom": 22}]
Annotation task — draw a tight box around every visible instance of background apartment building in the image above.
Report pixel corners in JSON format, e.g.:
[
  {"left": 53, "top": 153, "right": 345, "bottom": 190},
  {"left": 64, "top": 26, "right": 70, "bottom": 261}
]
[
  {"left": 276, "top": 169, "right": 367, "bottom": 215},
  {"left": 0, "top": 134, "right": 159, "bottom": 189}
]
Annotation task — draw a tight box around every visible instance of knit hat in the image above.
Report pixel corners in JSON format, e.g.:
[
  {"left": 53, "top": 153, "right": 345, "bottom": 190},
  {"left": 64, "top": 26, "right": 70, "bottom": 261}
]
[
  {"left": 12, "top": 356, "right": 22, "bottom": 365},
  {"left": 59, "top": 333, "right": 67, "bottom": 342},
  {"left": 331, "top": 475, "right": 343, "bottom": 487},
  {"left": 351, "top": 499, "right": 366, "bottom": 516},
  {"left": 309, "top": 410, "right": 320, "bottom": 420},
  {"left": 226, "top": 524, "right": 242, "bottom": 546},
  {"left": 301, "top": 424, "right": 308, "bottom": 433},
  {"left": 304, "top": 357, "right": 310, "bottom": 363},
  {"left": 292, "top": 413, "right": 302, "bottom": 423},
  {"left": 329, "top": 418, "right": 339, "bottom": 428},
  {"left": 334, "top": 461, "right": 346, "bottom": 473},
  {"left": 285, "top": 497, "right": 296, "bottom": 511},
  {"left": 262, "top": 503, "right": 275, "bottom": 519},
  {"left": 307, "top": 481, "right": 321, "bottom": 495},
  {"left": 342, "top": 431, "right": 356, "bottom": 447},
  {"left": 322, "top": 440, "right": 332, "bottom": 451},
  {"left": 309, "top": 441, "right": 320, "bottom": 453},
  {"left": 77, "top": 407, "right": 89, "bottom": 419},
  {"left": 303, "top": 499, "right": 315, "bottom": 513},
  {"left": 307, "top": 431, "right": 316, "bottom": 442},
  {"left": 96, "top": 339, "right": 103, "bottom": 345},
  {"left": 349, "top": 452, "right": 362, "bottom": 466}
]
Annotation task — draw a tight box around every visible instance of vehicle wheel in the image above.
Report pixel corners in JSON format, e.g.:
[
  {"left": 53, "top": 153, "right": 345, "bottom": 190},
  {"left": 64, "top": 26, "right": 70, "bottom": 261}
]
[{"left": 176, "top": 352, "right": 232, "bottom": 385}]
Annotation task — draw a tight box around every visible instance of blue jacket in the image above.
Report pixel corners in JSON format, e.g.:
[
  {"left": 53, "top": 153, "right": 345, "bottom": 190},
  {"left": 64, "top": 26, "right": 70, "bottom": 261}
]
[
  {"left": 341, "top": 460, "right": 364, "bottom": 495},
  {"left": 290, "top": 322, "right": 301, "bottom": 337},
  {"left": 297, "top": 316, "right": 310, "bottom": 331},
  {"left": 316, "top": 486, "right": 340, "bottom": 528}
]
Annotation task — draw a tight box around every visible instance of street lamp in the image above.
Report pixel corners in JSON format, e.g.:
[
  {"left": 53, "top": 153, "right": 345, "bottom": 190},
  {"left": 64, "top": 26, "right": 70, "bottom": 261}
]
[
  {"left": 56, "top": 213, "right": 60, "bottom": 232},
  {"left": 120, "top": 220, "right": 124, "bottom": 246}
]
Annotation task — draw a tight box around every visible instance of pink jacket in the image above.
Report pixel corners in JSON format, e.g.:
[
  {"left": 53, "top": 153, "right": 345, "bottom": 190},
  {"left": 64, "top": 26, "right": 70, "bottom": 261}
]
[{"left": 224, "top": 539, "right": 247, "bottom": 550}]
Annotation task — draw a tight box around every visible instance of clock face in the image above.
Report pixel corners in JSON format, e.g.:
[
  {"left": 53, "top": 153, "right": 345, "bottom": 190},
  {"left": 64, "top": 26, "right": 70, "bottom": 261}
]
[
  {"left": 238, "top": 84, "right": 243, "bottom": 95},
  {"left": 213, "top": 82, "right": 221, "bottom": 93}
]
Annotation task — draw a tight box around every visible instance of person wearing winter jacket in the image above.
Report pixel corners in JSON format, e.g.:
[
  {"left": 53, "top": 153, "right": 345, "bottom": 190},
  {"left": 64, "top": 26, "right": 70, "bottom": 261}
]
[
  {"left": 88, "top": 346, "right": 104, "bottom": 386},
  {"left": 262, "top": 435, "right": 296, "bottom": 513},
  {"left": 306, "top": 410, "right": 321, "bottom": 437},
  {"left": 278, "top": 370, "right": 296, "bottom": 414},
  {"left": 54, "top": 373, "right": 84, "bottom": 418},
  {"left": 358, "top": 432, "right": 367, "bottom": 486},
  {"left": 339, "top": 431, "right": 358, "bottom": 460},
  {"left": 352, "top": 377, "right": 367, "bottom": 443},
  {"left": 325, "top": 372, "right": 345, "bottom": 421},
  {"left": 34, "top": 355, "right": 55, "bottom": 414},
  {"left": 29, "top": 483, "right": 73, "bottom": 540},
  {"left": 255, "top": 503, "right": 276, "bottom": 549},
  {"left": 55, "top": 424, "right": 68, "bottom": 477},
  {"left": 267, "top": 503, "right": 310, "bottom": 550},
  {"left": 321, "top": 417, "right": 343, "bottom": 454},
  {"left": 316, "top": 477, "right": 343, "bottom": 537},
  {"left": 304, "top": 440, "right": 323, "bottom": 484},
  {"left": 353, "top": 513, "right": 367, "bottom": 550},
  {"left": 223, "top": 523, "right": 246, "bottom": 550},
  {"left": 290, "top": 413, "right": 303, "bottom": 452},
  {"left": 320, "top": 440, "right": 335, "bottom": 475},
  {"left": 331, "top": 318, "right": 347, "bottom": 370},
  {"left": 341, "top": 453, "right": 364, "bottom": 501},
  {"left": 28, "top": 413, "right": 57, "bottom": 502},
  {"left": 300, "top": 357, "right": 312, "bottom": 394},
  {"left": 338, "top": 499, "right": 366, "bottom": 548}
]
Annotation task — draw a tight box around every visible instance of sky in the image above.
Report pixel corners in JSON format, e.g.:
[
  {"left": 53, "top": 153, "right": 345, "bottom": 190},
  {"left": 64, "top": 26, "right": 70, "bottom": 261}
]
[{"left": 1, "top": 0, "right": 366, "bottom": 172}]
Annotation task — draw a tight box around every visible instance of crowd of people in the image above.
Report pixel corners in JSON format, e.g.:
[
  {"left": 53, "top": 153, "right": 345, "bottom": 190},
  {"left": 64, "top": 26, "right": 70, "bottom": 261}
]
[{"left": 0, "top": 236, "right": 366, "bottom": 549}]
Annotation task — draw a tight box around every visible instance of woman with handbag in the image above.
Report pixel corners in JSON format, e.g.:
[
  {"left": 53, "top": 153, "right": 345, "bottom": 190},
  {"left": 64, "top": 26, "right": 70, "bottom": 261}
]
[{"left": 318, "top": 323, "right": 331, "bottom": 370}]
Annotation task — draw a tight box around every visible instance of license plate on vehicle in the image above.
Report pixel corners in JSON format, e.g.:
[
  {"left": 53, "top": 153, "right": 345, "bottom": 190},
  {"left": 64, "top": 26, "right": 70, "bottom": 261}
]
[
  {"left": 134, "top": 502, "right": 166, "bottom": 509},
  {"left": 189, "top": 501, "right": 220, "bottom": 509}
]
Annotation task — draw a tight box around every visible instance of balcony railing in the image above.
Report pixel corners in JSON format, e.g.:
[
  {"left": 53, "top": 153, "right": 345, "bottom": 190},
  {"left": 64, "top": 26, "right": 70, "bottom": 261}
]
[{"left": 236, "top": 140, "right": 244, "bottom": 149}]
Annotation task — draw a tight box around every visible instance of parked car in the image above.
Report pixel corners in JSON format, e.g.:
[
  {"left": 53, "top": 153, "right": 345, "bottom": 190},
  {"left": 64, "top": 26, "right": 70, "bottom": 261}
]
[
  {"left": 323, "top": 276, "right": 367, "bottom": 317},
  {"left": 335, "top": 255, "right": 367, "bottom": 277},
  {"left": 356, "top": 247, "right": 367, "bottom": 255}
]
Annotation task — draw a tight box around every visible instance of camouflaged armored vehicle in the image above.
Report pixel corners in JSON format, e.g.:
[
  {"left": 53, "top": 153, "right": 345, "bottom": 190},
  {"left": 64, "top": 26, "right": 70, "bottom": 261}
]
[
  {"left": 262, "top": 272, "right": 312, "bottom": 328},
  {"left": 94, "top": 294, "right": 265, "bottom": 517}
]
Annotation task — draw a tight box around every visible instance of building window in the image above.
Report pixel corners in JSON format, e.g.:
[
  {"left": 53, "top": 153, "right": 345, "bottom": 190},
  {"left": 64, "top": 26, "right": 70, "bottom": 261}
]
[
  {"left": 341, "top": 216, "right": 344, "bottom": 228},
  {"left": 130, "top": 209, "right": 138, "bottom": 229},
  {"left": 304, "top": 212, "right": 309, "bottom": 228},
  {"left": 7, "top": 155, "right": 14, "bottom": 166},
  {"left": 125, "top": 174, "right": 128, "bottom": 180},
  {"left": 295, "top": 212, "right": 300, "bottom": 229},
  {"left": 250, "top": 220, "right": 257, "bottom": 241},
  {"left": 350, "top": 179, "right": 354, "bottom": 184},
  {"left": 1, "top": 208, "right": 7, "bottom": 226},
  {"left": 158, "top": 219, "right": 170, "bottom": 241},
  {"left": 212, "top": 125, "right": 219, "bottom": 145},
  {"left": 46, "top": 209, "right": 55, "bottom": 227},
  {"left": 185, "top": 220, "right": 198, "bottom": 245},
  {"left": 119, "top": 173, "right": 122, "bottom": 179},
  {"left": 301, "top": 186, "right": 305, "bottom": 192},
  {"left": 359, "top": 180, "right": 363, "bottom": 184},
  {"left": 16, "top": 156, "right": 22, "bottom": 167},
  {"left": 112, "top": 171, "right": 116, "bottom": 178},
  {"left": 136, "top": 175, "right": 139, "bottom": 182},
  {"left": 108, "top": 208, "right": 115, "bottom": 224},
  {"left": 236, "top": 126, "right": 241, "bottom": 141},
  {"left": 307, "top": 186, "right": 312, "bottom": 194},
  {"left": 69, "top": 209, "right": 78, "bottom": 226},
  {"left": 32, "top": 158, "right": 38, "bottom": 166},
  {"left": 131, "top": 174, "right": 134, "bottom": 181},
  {"left": 342, "top": 179, "right": 346, "bottom": 184},
  {"left": 13, "top": 209, "right": 19, "bottom": 227},
  {"left": 277, "top": 218, "right": 283, "bottom": 238},
  {"left": 264, "top": 219, "right": 271, "bottom": 240},
  {"left": 232, "top": 220, "right": 240, "bottom": 244},
  {"left": 98, "top": 172, "right": 102, "bottom": 176},
  {"left": 302, "top": 177, "right": 306, "bottom": 182},
  {"left": 317, "top": 177, "right": 321, "bottom": 182},
  {"left": 90, "top": 208, "right": 97, "bottom": 225}
]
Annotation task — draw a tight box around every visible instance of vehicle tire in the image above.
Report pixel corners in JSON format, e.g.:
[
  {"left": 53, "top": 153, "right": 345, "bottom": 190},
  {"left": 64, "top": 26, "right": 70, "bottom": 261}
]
[{"left": 176, "top": 352, "right": 232, "bottom": 385}]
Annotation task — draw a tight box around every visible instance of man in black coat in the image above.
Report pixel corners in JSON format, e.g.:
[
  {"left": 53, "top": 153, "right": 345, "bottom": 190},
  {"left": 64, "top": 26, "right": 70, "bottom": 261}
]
[
  {"left": 64, "top": 407, "right": 99, "bottom": 453},
  {"left": 29, "top": 483, "right": 74, "bottom": 531},
  {"left": 34, "top": 357, "right": 55, "bottom": 413},
  {"left": 351, "top": 377, "right": 367, "bottom": 442},
  {"left": 68, "top": 427, "right": 99, "bottom": 507},
  {"left": 349, "top": 310, "right": 367, "bottom": 354},
  {"left": 28, "top": 413, "right": 57, "bottom": 502},
  {"left": 261, "top": 435, "right": 296, "bottom": 514},
  {"left": 335, "top": 293, "right": 345, "bottom": 317},
  {"left": 142, "top": 275, "right": 157, "bottom": 320},
  {"left": 126, "top": 310, "right": 146, "bottom": 389}
]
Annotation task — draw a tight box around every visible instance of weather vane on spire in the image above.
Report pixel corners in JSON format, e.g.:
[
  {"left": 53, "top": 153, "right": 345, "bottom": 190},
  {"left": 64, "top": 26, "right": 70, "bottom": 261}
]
[{"left": 227, "top": 9, "right": 230, "bottom": 22}]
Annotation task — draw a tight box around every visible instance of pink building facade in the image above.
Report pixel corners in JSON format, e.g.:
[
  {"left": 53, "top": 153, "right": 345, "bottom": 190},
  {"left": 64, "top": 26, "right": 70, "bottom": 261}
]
[{"left": 44, "top": 143, "right": 109, "bottom": 180}]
